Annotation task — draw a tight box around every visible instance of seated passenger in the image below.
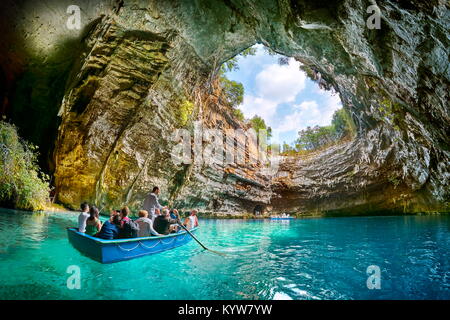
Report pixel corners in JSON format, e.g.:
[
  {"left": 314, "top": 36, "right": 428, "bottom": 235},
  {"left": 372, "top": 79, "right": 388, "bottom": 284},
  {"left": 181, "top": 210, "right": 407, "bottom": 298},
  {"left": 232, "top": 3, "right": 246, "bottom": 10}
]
[
  {"left": 118, "top": 206, "right": 139, "bottom": 239},
  {"left": 154, "top": 209, "right": 179, "bottom": 235},
  {"left": 119, "top": 206, "right": 131, "bottom": 227},
  {"left": 170, "top": 209, "right": 180, "bottom": 220},
  {"left": 183, "top": 210, "right": 199, "bottom": 230},
  {"left": 97, "top": 211, "right": 120, "bottom": 240},
  {"left": 85, "top": 206, "right": 102, "bottom": 236},
  {"left": 135, "top": 210, "right": 162, "bottom": 237},
  {"left": 77, "top": 202, "right": 90, "bottom": 233}
]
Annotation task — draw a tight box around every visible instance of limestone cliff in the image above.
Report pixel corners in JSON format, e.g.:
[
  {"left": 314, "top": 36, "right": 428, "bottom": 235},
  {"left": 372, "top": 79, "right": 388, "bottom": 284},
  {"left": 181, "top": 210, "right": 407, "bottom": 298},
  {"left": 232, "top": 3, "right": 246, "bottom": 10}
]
[{"left": 1, "top": 0, "right": 449, "bottom": 215}]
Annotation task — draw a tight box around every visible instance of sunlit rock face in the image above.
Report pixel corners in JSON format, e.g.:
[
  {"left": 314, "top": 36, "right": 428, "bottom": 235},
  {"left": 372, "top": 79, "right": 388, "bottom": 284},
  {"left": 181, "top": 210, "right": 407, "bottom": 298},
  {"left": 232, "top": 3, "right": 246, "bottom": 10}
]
[{"left": 1, "top": 0, "right": 449, "bottom": 214}]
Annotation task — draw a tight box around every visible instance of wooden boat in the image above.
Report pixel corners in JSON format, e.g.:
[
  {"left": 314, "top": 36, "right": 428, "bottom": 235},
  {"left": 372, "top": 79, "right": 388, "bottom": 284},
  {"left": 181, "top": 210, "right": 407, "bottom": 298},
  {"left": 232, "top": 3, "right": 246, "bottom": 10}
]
[{"left": 67, "top": 227, "right": 198, "bottom": 264}]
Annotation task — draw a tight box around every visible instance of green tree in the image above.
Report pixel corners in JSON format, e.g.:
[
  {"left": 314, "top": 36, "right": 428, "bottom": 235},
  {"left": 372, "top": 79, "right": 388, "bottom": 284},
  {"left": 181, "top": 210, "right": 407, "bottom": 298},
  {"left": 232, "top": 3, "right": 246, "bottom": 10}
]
[
  {"left": 219, "top": 47, "right": 257, "bottom": 120},
  {"left": 220, "top": 47, "right": 258, "bottom": 74},
  {"left": 331, "top": 108, "right": 355, "bottom": 139},
  {"left": 294, "top": 108, "right": 356, "bottom": 152},
  {"left": 220, "top": 77, "right": 244, "bottom": 107},
  {"left": 233, "top": 108, "right": 245, "bottom": 121},
  {"left": 249, "top": 115, "right": 272, "bottom": 139},
  {"left": 282, "top": 142, "right": 294, "bottom": 153},
  {"left": 0, "top": 121, "right": 50, "bottom": 211},
  {"left": 296, "top": 125, "right": 334, "bottom": 151}
]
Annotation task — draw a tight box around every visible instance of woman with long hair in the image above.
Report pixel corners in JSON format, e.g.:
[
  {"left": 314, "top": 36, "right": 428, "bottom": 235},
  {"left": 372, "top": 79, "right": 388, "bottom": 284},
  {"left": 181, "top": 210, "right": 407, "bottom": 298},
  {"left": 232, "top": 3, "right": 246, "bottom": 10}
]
[{"left": 85, "top": 206, "right": 102, "bottom": 236}]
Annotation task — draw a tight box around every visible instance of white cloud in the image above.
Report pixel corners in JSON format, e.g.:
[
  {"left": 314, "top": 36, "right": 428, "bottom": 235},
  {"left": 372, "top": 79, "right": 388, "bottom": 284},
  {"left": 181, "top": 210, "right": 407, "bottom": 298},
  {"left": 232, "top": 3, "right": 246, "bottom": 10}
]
[
  {"left": 239, "top": 95, "right": 278, "bottom": 120},
  {"left": 239, "top": 58, "right": 307, "bottom": 123},
  {"left": 255, "top": 59, "right": 306, "bottom": 104},
  {"left": 274, "top": 94, "right": 342, "bottom": 135},
  {"left": 295, "top": 100, "right": 320, "bottom": 112},
  {"left": 316, "top": 92, "right": 342, "bottom": 127},
  {"left": 230, "top": 45, "right": 343, "bottom": 144},
  {"left": 275, "top": 100, "right": 320, "bottom": 133}
]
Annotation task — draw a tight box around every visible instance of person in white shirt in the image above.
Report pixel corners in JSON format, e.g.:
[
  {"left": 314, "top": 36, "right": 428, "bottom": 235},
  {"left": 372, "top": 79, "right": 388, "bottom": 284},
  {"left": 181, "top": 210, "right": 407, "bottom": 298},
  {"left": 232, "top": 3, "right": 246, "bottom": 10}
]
[
  {"left": 143, "top": 186, "right": 166, "bottom": 221},
  {"left": 135, "top": 210, "right": 161, "bottom": 237},
  {"left": 183, "top": 209, "right": 199, "bottom": 230},
  {"left": 77, "top": 202, "right": 90, "bottom": 233}
]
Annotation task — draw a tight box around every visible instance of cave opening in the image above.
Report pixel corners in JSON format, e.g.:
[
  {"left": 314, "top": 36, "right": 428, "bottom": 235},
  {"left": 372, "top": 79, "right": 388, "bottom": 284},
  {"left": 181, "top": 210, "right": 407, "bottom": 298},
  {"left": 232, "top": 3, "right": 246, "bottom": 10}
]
[
  {"left": 219, "top": 44, "right": 356, "bottom": 157},
  {"left": 253, "top": 205, "right": 264, "bottom": 215}
]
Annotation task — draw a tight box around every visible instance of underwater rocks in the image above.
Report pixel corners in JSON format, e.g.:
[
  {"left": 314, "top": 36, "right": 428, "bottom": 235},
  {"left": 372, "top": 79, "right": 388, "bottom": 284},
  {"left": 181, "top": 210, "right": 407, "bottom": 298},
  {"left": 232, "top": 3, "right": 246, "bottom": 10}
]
[{"left": 1, "top": 0, "right": 449, "bottom": 214}]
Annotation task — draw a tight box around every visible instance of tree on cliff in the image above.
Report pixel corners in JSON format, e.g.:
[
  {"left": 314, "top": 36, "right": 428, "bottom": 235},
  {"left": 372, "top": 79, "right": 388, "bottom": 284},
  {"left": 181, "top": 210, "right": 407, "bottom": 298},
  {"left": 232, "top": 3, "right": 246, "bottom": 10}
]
[
  {"left": 0, "top": 121, "right": 50, "bottom": 211},
  {"left": 249, "top": 115, "right": 272, "bottom": 139},
  {"left": 218, "top": 47, "right": 256, "bottom": 121},
  {"left": 219, "top": 48, "right": 276, "bottom": 139},
  {"left": 220, "top": 76, "right": 244, "bottom": 107},
  {"left": 293, "top": 108, "right": 356, "bottom": 152}
]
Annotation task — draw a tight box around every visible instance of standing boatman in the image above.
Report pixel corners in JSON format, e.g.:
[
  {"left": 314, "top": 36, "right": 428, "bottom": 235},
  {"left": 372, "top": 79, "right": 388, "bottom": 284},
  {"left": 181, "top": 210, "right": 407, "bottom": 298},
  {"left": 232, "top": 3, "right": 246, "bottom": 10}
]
[{"left": 143, "top": 186, "right": 166, "bottom": 221}]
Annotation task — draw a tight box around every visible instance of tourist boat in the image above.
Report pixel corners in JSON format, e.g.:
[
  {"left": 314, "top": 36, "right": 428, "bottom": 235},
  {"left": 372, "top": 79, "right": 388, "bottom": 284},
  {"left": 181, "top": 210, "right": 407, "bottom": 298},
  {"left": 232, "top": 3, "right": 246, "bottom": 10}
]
[
  {"left": 67, "top": 227, "right": 198, "bottom": 264},
  {"left": 270, "top": 216, "right": 295, "bottom": 220}
]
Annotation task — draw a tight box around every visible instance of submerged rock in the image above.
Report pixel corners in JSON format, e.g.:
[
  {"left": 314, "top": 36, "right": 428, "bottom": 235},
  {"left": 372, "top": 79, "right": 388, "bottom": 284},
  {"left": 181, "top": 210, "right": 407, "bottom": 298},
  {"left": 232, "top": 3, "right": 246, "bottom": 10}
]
[{"left": 0, "top": 0, "right": 449, "bottom": 215}]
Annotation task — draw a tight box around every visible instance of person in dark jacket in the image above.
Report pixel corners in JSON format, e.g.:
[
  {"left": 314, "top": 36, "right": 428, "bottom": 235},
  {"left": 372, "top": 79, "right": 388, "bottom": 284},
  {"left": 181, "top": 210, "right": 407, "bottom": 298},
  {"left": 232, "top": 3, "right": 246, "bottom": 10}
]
[
  {"left": 96, "top": 211, "right": 120, "bottom": 240},
  {"left": 117, "top": 206, "right": 139, "bottom": 239},
  {"left": 154, "top": 209, "right": 179, "bottom": 235}
]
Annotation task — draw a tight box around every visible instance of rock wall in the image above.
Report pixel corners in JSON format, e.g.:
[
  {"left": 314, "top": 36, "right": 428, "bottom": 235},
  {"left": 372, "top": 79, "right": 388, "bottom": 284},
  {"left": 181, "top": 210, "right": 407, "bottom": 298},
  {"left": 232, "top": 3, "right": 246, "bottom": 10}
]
[{"left": 1, "top": 0, "right": 449, "bottom": 214}]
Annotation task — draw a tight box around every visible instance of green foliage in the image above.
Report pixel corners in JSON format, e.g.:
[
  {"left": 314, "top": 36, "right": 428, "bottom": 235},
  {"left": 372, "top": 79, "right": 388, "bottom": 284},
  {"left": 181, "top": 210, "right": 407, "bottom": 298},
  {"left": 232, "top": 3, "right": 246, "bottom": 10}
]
[
  {"left": 379, "top": 98, "right": 403, "bottom": 131},
  {"left": 296, "top": 125, "right": 335, "bottom": 151},
  {"left": 299, "top": 65, "right": 334, "bottom": 91},
  {"left": 219, "top": 46, "right": 356, "bottom": 155},
  {"left": 282, "top": 142, "right": 291, "bottom": 153},
  {"left": 219, "top": 47, "right": 257, "bottom": 109},
  {"left": 177, "top": 100, "right": 195, "bottom": 126},
  {"left": 332, "top": 108, "right": 357, "bottom": 139},
  {"left": 220, "top": 77, "right": 244, "bottom": 107},
  {"left": 388, "top": 173, "right": 401, "bottom": 188},
  {"left": 218, "top": 47, "right": 258, "bottom": 123},
  {"left": 220, "top": 47, "right": 258, "bottom": 73},
  {"left": 289, "top": 108, "right": 356, "bottom": 154},
  {"left": 249, "top": 115, "right": 272, "bottom": 139},
  {"left": 282, "top": 142, "right": 297, "bottom": 155},
  {"left": 0, "top": 121, "right": 50, "bottom": 211},
  {"left": 233, "top": 108, "right": 245, "bottom": 121}
]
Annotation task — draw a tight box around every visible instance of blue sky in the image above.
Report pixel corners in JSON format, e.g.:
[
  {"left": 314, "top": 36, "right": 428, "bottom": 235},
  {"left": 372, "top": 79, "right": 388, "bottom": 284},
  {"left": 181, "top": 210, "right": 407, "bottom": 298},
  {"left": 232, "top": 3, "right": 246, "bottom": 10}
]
[{"left": 225, "top": 44, "right": 342, "bottom": 145}]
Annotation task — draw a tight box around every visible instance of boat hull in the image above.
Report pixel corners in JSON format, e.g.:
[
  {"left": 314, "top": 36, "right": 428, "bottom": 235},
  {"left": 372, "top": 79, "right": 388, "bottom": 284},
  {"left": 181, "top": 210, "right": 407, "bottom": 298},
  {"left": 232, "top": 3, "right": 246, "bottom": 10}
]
[
  {"left": 67, "top": 227, "right": 197, "bottom": 263},
  {"left": 270, "top": 217, "right": 294, "bottom": 220}
]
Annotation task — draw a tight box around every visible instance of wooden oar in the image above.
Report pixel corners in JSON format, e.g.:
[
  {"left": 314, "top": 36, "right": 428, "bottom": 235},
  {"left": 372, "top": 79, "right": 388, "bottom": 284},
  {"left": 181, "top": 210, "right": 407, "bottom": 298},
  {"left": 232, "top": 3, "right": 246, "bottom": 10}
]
[{"left": 177, "top": 222, "right": 226, "bottom": 257}]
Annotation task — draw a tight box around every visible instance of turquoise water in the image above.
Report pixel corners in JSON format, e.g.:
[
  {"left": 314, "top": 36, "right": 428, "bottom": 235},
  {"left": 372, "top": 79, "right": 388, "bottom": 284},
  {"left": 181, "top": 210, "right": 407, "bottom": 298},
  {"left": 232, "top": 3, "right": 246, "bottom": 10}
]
[{"left": 0, "top": 208, "right": 449, "bottom": 300}]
